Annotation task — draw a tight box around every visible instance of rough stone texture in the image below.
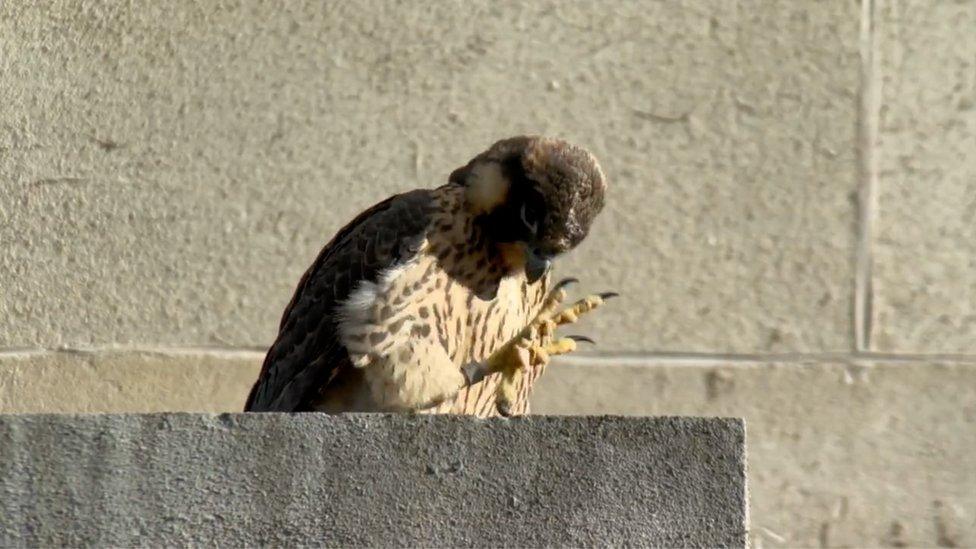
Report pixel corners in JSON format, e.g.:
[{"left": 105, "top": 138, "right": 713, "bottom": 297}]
[
  {"left": 871, "top": 1, "right": 976, "bottom": 353},
  {"left": 0, "top": 414, "right": 746, "bottom": 548},
  {"left": 0, "top": 351, "right": 259, "bottom": 413},
  {"left": 0, "top": 1, "right": 858, "bottom": 353},
  {"left": 533, "top": 359, "right": 976, "bottom": 548},
  {"left": 4, "top": 352, "right": 975, "bottom": 547}
]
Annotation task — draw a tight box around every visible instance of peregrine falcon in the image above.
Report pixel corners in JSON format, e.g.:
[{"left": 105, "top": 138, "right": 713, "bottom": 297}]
[{"left": 245, "top": 135, "right": 612, "bottom": 417}]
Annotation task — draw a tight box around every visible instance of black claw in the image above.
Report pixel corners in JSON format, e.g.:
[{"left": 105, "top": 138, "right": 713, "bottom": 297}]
[
  {"left": 599, "top": 291, "right": 620, "bottom": 300},
  {"left": 496, "top": 402, "right": 513, "bottom": 417},
  {"left": 553, "top": 277, "right": 580, "bottom": 293},
  {"left": 567, "top": 335, "right": 596, "bottom": 345}
]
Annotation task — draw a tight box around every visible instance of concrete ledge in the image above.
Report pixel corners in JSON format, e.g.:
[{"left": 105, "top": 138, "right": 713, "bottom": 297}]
[{"left": 0, "top": 414, "right": 745, "bottom": 547}]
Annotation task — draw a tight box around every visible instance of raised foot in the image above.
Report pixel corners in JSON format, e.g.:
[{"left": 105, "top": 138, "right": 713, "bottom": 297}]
[{"left": 490, "top": 278, "right": 617, "bottom": 417}]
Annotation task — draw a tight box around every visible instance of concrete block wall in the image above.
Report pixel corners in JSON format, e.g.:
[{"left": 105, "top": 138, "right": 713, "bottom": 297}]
[
  {"left": 0, "top": 415, "right": 747, "bottom": 547},
  {"left": 0, "top": 1, "right": 973, "bottom": 547}
]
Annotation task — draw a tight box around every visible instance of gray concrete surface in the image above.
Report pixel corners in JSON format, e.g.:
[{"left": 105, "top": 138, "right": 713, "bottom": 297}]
[
  {"left": 872, "top": 0, "right": 976, "bottom": 353},
  {"left": 4, "top": 351, "right": 975, "bottom": 547},
  {"left": 0, "top": 414, "right": 746, "bottom": 548},
  {"left": 533, "top": 358, "right": 976, "bottom": 548},
  {"left": 0, "top": 0, "right": 859, "bottom": 353}
]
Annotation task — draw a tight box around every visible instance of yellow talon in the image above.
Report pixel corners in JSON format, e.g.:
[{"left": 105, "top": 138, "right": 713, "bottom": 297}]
[
  {"left": 492, "top": 285, "right": 618, "bottom": 416},
  {"left": 553, "top": 294, "right": 607, "bottom": 326},
  {"left": 546, "top": 337, "right": 577, "bottom": 356}
]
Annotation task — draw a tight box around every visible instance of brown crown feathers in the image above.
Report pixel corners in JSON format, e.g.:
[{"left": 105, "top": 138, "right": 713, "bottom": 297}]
[{"left": 449, "top": 135, "right": 607, "bottom": 265}]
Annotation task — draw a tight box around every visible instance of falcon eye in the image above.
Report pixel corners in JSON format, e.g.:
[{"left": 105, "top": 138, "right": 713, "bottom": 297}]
[{"left": 520, "top": 202, "right": 539, "bottom": 235}]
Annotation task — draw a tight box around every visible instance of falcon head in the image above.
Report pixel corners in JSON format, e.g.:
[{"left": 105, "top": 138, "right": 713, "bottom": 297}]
[{"left": 450, "top": 135, "right": 607, "bottom": 282}]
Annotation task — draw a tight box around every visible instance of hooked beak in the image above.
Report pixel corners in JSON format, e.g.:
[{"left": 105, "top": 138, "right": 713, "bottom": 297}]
[{"left": 524, "top": 247, "right": 552, "bottom": 283}]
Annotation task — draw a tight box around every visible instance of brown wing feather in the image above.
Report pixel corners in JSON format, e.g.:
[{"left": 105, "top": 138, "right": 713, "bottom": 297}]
[{"left": 245, "top": 189, "right": 437, "bottom": 411}]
